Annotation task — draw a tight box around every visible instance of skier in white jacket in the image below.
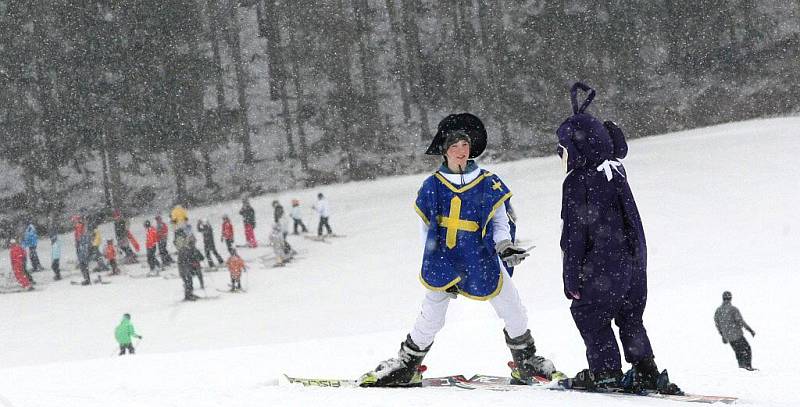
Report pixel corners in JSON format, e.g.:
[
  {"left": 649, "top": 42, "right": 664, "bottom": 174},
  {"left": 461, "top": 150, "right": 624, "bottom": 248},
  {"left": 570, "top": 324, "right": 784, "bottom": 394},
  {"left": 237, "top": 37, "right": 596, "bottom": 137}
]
[{"left": 313, "top": 193, "right": 333, "bottom": 237}]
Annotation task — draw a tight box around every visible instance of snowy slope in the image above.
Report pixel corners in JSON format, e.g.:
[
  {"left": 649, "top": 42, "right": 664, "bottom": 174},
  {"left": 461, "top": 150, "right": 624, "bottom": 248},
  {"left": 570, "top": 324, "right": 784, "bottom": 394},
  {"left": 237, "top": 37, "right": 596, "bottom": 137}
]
[{"left": 0, "top": 117, "right": 798, "bottom": 407}]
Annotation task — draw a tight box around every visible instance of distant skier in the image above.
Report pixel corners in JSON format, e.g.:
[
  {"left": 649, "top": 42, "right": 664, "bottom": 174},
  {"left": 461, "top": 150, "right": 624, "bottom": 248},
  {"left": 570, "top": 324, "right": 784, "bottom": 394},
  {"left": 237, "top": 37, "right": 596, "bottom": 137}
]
[
  {"left": 557, "top": 82, "right": 681, "bottom": 394},
  {"left": 105, "top": 239, "right": 121, "bottom": 275},
  {"left": 189, "top": 236, "right": 205, "bottom": 290},
  {"left": 240, "top": 198, "right": 258, "bottom": 248},
  {"left": 174, "top": 222, "right": 197, "bottom": 301},
  {"left": 76, "top": 230, "right": 92, "bottom": 285},
  {"left": 313, "top": 193, "right": 333, "bottom": 237},
  {"left": 226, "top": 249, "right": 246, "bottom": 291},
  {"left": 50, "top": 235, "right": 61, "bottom": 281},
  {"left": 289, "top": 199, "right": 308, "bottom": 234},
  {"left": 359, "top": 113, "right": 553, "bottom": 387},
  {"left": 155, "top": 215, "right": 174, "bottom": 266},
  {"left": 269, "top": 223, "right": 292, "bottom": 266},
  {"left": 144, "top": 220, "right": 161, "bottom": 275},
  {"left": 9, "top": 239, "right": 33, "bottom": 290},
  {"left": 197, "top": 219, "right": 224, "bottom": 268},
  {"left": 71, "top": 214, "right": 86, "bottom": 261},
  {"left": 90, "top": 226, "right": 109, "bottom": 272},
  {"left": 714, "top": 291, "right": 756, "bottom": 370},
  {"left": 22, "top": 223, "right": 43, "bottom": 272},
  {"left": 114, "top": 313, "right": 142, "bottom": 355},
  {"left": 221, "top": 215, "right": 235, "bottom": 255},
  {"left": 112, "top": 209, "right": 138, "bottom": 263}
]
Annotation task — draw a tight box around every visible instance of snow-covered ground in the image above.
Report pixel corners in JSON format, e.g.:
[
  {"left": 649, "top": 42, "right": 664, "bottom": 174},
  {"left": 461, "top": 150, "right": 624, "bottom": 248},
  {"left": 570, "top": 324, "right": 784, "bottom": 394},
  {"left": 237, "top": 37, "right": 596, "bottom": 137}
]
[{"left": 0, "top": 117, "right": 797, "bottom": 407}]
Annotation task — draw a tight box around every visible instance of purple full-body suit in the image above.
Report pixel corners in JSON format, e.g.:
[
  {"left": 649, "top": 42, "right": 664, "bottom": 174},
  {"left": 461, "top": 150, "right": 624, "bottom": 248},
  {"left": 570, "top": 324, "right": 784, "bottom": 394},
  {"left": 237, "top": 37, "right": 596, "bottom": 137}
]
[{"left": 557, "top": 82, "right": 654, "bottom": 375}]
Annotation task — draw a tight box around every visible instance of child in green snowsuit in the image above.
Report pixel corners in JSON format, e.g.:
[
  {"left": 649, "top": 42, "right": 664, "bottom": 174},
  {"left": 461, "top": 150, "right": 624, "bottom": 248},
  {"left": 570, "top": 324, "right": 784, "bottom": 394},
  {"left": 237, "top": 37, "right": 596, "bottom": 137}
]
[{"left": 115, "top": 313, "right": 142, "bottom": 355}]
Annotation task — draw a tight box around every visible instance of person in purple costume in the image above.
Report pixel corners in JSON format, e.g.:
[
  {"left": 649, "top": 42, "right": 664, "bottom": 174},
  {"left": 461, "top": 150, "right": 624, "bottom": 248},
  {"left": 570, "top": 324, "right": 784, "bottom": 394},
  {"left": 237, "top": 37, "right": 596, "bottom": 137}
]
[{"left": 557, "top": 82, "right": 681, "bottom": 395}]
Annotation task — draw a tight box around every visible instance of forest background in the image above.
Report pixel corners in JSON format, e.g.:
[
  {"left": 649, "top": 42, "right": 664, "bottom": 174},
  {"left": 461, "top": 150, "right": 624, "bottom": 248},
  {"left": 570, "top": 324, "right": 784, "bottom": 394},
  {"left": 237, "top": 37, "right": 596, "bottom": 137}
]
[{"left": 1, "top": 0, "right": 798, "bottom": 236}]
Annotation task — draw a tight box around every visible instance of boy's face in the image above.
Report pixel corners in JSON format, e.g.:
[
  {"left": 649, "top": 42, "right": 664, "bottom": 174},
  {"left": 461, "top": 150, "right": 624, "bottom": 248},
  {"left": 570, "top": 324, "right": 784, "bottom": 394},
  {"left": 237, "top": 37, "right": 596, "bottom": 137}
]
[{"left": 445, "top": 140, "right": 470, "bottom": 170}]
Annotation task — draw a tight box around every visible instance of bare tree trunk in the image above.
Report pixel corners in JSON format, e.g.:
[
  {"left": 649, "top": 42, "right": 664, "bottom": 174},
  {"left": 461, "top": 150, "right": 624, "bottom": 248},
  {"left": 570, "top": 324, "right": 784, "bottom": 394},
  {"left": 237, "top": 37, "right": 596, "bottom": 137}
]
[
  {"left": 207, "top": 0, "right": 227, "bottom": 112},
  {"left": 400, "top": 0, "right": 430, "bottom": 141},
  {"left": 201, "top": 147, "right": 217, "bottom": 189},
  {"left": 100, "top": 141, "right": 113, "bottom": 209},
  {"left": 278, "top": 80, "right": 295, "bottom": 159},
  {"left": 352, "top": 0, "right": 381, "bottom": 128},
  {"left": 107, "top": 146, "right": 123, "bottom": 209},
  {"left": 224, "top": 0, "right": 254, "bottom": 164},
  {"left": 170, "top": 149, "right": 188, "bottom": 206},
  {"left": 288, "top": 29, "right": 309, "bottom": 171},
  {"left": 384, "top": 0, "right": 411, "bottom": 123},
  {"left": 260, "top": 0, "right": 285, "bottom": 101},
  {"left": 481, "top": 0, "right": 512, "bottom": 149}
]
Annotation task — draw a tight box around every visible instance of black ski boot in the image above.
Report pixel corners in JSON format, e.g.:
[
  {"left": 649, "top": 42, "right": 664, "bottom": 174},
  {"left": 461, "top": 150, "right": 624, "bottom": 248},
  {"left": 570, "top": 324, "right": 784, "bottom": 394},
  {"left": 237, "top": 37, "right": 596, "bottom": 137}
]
[
  {"left": 567, "top": 369, "right": 624, "bottom": 391},
  {"left": 358, "top": 335, "right": 430, "bottom": 387},
  {"left": 621, "top": 358, "right": 683, "bottom": 395},
  {"left": 505, "top": 329, "right": 556, "bottom": 383}
]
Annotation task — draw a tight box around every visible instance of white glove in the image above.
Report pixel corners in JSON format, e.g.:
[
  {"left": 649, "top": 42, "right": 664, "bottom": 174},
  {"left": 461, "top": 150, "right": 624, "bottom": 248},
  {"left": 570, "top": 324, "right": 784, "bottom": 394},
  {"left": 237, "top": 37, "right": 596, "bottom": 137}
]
[{"left": 495, "top": 239, "right": 529, "bottom": 267}]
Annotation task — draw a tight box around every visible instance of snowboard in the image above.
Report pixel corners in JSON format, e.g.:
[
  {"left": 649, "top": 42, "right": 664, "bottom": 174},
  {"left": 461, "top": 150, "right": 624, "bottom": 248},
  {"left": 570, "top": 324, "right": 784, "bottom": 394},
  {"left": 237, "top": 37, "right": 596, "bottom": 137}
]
[
  {"left": 465, "top": 374, "right": 738, "bottom": 404},
  {"left": 281, "top": 374, "right": 466, "bottom": 388}
]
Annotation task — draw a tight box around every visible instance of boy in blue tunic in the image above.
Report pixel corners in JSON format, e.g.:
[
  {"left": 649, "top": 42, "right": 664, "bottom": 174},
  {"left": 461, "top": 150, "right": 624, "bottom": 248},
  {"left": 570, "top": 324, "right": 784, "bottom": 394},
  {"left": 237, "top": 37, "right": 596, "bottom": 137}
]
[{"left": 359, "top": 113, "right": 557, "bottom": 387}]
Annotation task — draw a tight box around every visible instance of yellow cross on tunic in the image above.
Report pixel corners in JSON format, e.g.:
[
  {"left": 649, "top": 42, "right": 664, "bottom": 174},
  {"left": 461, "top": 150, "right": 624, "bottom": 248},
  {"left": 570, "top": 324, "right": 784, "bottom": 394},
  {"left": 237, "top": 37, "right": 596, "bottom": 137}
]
[
  {"left": 437, "top": 196, "right": 479, "bottom": 249},
  {"left": 491, "top": 180, "right": 503, "bottom": 191}
]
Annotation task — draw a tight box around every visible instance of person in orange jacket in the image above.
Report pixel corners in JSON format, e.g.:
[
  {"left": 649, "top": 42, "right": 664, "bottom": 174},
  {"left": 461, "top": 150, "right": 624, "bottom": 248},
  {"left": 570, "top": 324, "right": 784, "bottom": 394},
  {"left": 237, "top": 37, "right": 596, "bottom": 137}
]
[
  {"left": 155, "top": 215, "right": 174, "bottom": 266},
  {"left": 226, "top": 249, "right": 246, "bottom": 291},
  {"left": 105, "top": 239, "right": 121, "bottom": 275},
  {"left": 9, "top": 239, "right": 33, "bottom": 290},
  {"left": 144, "top": 220, "right": 161, "bottom": 275},
  {"left": 221, "top": 215, "right": 235, "bottom": 255}
]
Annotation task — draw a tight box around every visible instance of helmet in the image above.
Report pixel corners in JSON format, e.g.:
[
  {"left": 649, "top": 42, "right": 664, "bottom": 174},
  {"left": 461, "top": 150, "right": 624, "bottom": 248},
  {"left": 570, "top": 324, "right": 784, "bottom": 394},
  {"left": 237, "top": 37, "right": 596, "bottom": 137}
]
[{"left": 722, "top": 291, "right": 732, "bottom": 301}]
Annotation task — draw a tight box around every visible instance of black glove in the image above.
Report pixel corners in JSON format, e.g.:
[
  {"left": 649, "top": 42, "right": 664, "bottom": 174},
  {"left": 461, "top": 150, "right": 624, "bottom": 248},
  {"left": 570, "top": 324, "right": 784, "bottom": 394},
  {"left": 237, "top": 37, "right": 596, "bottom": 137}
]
[
  {"left": 137, "top": 335, "right": 143, "bottom": 339},
  {"left": 749, "top": 329, "right": 756, "bottom": 337},
  {"left": 495, "top": 239, "right": 529, "bottom": 267},
  {"left": 722, "top": 338, "right": 727, "bottom": 344}
]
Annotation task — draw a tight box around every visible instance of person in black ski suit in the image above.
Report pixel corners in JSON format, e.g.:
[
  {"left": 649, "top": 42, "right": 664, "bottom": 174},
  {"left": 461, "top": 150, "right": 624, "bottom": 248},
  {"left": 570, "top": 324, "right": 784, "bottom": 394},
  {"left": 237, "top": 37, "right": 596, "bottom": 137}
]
[
  {"left": 197, "top": 219, "right": 224, "bottom": 268},
  {"left": 174, "top": 223, "right": 197, "bottom": 301},
  {"left": 714, "top": 291, "right": 756, "bottom": 370}
]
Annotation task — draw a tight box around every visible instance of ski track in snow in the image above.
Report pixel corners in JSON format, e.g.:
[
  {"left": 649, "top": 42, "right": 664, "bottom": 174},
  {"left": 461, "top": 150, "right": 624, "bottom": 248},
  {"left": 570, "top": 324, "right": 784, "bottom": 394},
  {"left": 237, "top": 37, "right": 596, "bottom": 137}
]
[{"left": 0, "top": 117, "right": 798, "bottom": 406}]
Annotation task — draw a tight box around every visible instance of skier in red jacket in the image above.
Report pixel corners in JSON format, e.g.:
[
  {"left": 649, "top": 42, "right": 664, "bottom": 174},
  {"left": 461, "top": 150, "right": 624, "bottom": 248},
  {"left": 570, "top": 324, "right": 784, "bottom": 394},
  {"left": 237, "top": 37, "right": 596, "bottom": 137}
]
[
  {"left": 221, "top": 215, "right": 235, "bottom": 255},
  {"left": 144, "top": 220, "right": 161, "bottom": 275},
  {"left": 155, "top": 215, "right": 174, "bottom": 266},
  {"left": 9, "top": 239, "right": 33, "bottom": 290}
]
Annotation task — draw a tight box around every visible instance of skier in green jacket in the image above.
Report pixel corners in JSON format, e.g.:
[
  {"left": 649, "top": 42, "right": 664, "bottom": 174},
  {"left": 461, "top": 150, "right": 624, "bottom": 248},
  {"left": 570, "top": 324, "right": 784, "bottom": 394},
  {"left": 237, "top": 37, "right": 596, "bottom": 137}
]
[{"left": 115, "top": 313, "right": 142, "bottom": 355}]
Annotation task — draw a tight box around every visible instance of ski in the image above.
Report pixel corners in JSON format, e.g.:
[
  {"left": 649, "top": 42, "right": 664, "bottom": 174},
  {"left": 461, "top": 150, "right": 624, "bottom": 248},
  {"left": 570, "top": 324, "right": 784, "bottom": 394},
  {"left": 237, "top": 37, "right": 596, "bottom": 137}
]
[
  {"left": 281, "top": 374, "right": 466, "bottom": 388},
  {"left": 216, "top": 288, "right": 246, "bottom": 294},
  {"left": 303, "top": 235, "right": 332, "bottom": 243},
  {"left": 464, "top": 375, "right": 737, "bottom": 404},
  {"left": 70, "top": 280, "right": 109, "bottom": 285}
]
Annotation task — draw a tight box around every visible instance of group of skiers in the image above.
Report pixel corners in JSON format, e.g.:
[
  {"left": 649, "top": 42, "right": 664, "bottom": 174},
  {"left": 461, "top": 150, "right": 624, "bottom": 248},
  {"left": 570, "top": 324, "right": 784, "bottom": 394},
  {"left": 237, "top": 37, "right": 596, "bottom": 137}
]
[
  {"left": 357, "top": 83, "right": 755, "bottom": 395},
  {"left": 5, "top": 193, "right": 334, "bottom": 302}
]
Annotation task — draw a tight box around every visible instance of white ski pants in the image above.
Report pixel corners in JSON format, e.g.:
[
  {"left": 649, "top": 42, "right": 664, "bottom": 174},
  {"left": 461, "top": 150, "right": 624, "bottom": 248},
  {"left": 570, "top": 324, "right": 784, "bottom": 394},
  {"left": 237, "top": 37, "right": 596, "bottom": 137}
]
[{"left": 409, "top": 267, "right": 528, "bottom": 349}]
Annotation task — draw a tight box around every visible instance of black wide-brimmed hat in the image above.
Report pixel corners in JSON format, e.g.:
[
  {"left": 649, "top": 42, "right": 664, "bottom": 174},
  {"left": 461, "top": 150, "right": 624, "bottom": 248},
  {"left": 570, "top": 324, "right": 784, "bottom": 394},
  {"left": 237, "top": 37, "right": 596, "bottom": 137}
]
[{"left": 425, "top": 113, "right": 487, "bottom": 158}]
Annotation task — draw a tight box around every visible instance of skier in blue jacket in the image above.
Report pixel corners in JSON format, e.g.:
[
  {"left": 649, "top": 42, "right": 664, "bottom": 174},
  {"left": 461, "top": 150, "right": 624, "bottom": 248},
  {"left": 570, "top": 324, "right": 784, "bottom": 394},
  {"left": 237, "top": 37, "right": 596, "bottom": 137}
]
[
  {"left": 558, "top": 82, "right": 680, "bottom": 395},
  {"left": 22, "top": 223, "right": 43, "bottom": 272},
  {"left": 359, "top": 113, "right": 556, "bottom": 387}
]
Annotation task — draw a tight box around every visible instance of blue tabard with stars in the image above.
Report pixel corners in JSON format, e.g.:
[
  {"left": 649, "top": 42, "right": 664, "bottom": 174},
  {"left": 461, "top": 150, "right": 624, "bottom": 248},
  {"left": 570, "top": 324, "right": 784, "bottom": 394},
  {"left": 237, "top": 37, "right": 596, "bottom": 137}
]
[{"left": 414, "top": 169, "right": 515, "bottom": 300}]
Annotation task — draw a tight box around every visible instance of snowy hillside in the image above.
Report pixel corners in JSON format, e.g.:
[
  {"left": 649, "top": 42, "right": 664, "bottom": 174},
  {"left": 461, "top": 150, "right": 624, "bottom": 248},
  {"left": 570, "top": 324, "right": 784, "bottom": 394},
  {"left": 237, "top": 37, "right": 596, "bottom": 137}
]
[{"left": 0, "top": 117, "right": 797, "bottom": 407}]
